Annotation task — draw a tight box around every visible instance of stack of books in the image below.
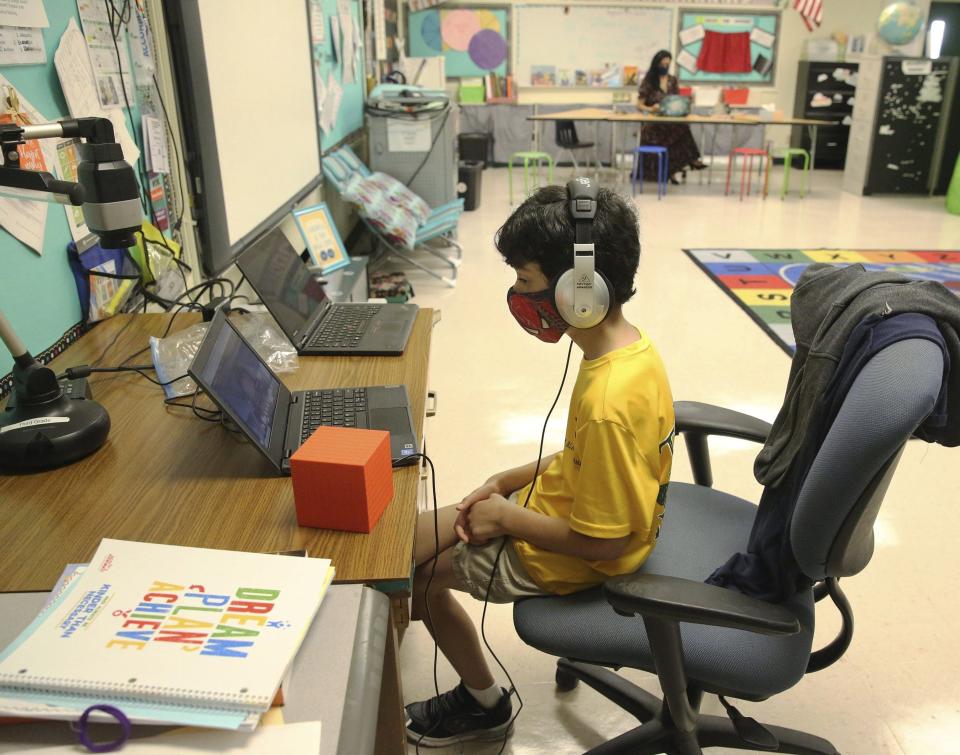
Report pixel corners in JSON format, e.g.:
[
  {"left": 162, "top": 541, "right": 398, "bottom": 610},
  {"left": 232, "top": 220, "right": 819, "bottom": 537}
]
[
  {"left": 484, "top": 73, "right": 514, "bottom": 102},
  {"left": 0, "top": 539, "right": 334, "bottom": 731}
]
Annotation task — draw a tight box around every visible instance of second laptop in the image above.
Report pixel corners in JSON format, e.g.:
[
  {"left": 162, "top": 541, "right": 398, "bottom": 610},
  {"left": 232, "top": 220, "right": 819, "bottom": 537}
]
[{"left": 237, "top": 227, "right": 418, "bottom": 356}]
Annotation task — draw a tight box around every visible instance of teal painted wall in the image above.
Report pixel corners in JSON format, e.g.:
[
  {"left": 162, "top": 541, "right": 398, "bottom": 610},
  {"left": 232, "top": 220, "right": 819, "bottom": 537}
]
[
  {"left": 316, "top": 0, "right": 365, "bottom": 152},
  {"left": 1, "top": 2, "right": 143, "bottom": 376}
]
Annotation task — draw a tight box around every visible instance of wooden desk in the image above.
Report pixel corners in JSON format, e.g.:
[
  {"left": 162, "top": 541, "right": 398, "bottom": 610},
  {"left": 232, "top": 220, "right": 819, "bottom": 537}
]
[{"left": 0, "top": 311, "right": 433, "bottom": 595}]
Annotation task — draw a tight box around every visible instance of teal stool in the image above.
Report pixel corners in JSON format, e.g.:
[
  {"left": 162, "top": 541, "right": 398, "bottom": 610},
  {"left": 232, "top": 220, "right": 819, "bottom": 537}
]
[
  {"left": 779, "top": 148, "right": 810, "bottom": 199},
  {"left": 508, "top": 151, "right": 555, "bottom": 204}
]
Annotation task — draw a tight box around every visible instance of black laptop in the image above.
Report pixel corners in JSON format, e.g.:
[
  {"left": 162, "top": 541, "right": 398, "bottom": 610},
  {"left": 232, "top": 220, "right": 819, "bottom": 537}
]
[
  {"left": 236, "top": 227, "right": 418, "bottom": 356},
  {"left": 188, "top": 310, "right": 420, "bottom": 474}
]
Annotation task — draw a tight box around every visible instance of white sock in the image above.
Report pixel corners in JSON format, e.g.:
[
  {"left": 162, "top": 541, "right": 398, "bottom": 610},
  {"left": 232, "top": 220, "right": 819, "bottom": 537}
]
[{"left": 464, "top": 682, "right": 502, "bottom": 710}]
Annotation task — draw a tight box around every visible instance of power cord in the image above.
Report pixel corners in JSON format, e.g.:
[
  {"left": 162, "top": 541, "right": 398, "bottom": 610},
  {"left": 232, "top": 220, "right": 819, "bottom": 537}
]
[
  {"left": 410, "top": 341, "right": 574, "bottom": 754},
  {"left": 479, "top": 339, "right": 574, "bottom": 754}
]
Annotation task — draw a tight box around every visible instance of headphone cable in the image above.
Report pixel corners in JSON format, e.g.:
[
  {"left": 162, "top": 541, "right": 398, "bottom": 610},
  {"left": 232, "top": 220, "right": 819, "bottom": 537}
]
[{"left": 478, "top": 339, "right": 575, "bottom": 753}]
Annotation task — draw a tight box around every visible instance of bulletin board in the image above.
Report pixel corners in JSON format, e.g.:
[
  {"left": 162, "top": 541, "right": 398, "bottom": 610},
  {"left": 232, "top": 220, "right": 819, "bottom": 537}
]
[
  {"left": 313, "top": 0, "right": 367, "bottom": 152},
  {"left": 408, "top": 7, "right": 509, "bottom": 78},
  {"left": 676, "top": 10, "right": 780, "bottom": 85},
  {"left": 0, "top": 1, "right": 145, "bottom": 380},
  {"left": 515, "top": 5, "right": 672, "bottom": 89}
]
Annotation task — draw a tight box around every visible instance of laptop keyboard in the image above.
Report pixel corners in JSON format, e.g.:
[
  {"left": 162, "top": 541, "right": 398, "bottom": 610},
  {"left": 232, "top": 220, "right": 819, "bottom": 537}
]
[
  {"left": 300, "top": 388, "right": 368, "bottom": 441},
  {"left": 307, "top": 304, "right": 382, "bottom": 349}
]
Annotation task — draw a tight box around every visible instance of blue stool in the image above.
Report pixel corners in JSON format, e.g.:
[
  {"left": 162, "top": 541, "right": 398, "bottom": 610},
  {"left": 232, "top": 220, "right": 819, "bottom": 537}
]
[{"left": 631, "top": 146, "right": 669, "bottom": 199}]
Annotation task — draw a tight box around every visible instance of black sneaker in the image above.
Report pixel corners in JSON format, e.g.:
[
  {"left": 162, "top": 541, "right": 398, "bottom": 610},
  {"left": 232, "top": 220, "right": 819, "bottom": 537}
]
[{"left": 405, "top": 682, "right": 513, "bottom": 747}]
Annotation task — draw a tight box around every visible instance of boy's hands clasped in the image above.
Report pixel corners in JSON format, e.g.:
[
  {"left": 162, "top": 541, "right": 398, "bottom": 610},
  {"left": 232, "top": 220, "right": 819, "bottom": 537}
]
[{"left": 455, "top": 479, "right": 512, "bottom": 546}]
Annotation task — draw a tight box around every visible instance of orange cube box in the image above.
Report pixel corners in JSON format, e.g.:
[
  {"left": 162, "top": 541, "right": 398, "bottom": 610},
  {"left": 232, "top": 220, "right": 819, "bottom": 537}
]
[{"left": 290, "top": 426, "right": 394, "bottom": 533}]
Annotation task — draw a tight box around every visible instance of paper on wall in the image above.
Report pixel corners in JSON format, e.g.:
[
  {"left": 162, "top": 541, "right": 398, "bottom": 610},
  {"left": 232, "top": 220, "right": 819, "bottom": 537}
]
[
  {"left": 373, "top": 0, "right": 386, "bottom": 61},
  {"left": 76, "top": 0, "right": 134, "bottom": 109},
  {"left": 127, "top": 3, "right": 155, "bottom": 85},
  {"left": 341, "top": 12, "right": 355, "bottom": 83},
  {"left": 314, "top": 68, "right": 326, "bottom": 124},
  {"left": 321, "top": 73, "right": 342, "bottom": 135},
  {"left": 679, "top": 24, "right": 705, "bottom": 47},
  {"left": 309, "top": 0, "right": 325, "bottom": 46},
  {"left": 142, "top": 113, "right": 169, "bottom": 174},
  {"left": 0, "top": 25, "right": 45, "bottom": 65},
  {"left": 0, "top": 73, "right": 57, "bottom": 254},
  {"left": 750, "top": 27, "right": 775, "bottom": 49},
  {"left": 0, "top": 0, "right": 47, "bottom": 28},
  {"left": 54, "top": 18, "right": 139, "bottom": 164},
  {"left": 676, "top": 49, "right": 698, "bottom": 75}
]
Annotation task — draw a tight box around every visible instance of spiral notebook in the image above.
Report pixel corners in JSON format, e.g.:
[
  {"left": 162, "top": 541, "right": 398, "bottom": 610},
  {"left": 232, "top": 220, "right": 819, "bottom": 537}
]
[{"left": 0, "top": 539, "right": 334, "bottom": 719}]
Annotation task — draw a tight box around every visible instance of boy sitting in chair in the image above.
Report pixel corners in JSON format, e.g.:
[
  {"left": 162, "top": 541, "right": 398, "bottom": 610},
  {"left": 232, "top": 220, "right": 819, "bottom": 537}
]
[{"left": 406, "top": 180, "right": 675, "bottom": 746}]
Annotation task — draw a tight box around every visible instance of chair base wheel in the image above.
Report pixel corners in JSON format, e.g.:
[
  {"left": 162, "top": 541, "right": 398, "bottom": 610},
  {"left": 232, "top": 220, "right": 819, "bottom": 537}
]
[{"left": 555, "top": 667, "right": 579, "bottom": 692}]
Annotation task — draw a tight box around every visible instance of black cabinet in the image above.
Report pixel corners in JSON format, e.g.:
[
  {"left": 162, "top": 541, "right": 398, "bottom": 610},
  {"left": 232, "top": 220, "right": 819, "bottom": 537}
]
[{"left": 792, "top": 61, "right": 858, "bottom": 169}]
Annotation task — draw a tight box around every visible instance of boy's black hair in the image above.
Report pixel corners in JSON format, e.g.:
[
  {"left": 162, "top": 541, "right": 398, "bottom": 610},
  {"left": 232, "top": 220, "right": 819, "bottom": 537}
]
[{"left": 495, "top": 185, "right": 640, "bottom": 305}]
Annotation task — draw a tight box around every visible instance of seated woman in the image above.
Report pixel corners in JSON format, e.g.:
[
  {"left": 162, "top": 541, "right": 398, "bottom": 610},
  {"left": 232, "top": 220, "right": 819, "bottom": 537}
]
[{"left": 635, "top": 49, "right": 706, "bottom": 184}]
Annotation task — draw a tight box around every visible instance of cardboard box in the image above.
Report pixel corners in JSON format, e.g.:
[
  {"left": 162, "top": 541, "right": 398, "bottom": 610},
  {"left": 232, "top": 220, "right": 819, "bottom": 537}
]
[{"left": 290, "top": 427, "right": 394, "bottom": 533}]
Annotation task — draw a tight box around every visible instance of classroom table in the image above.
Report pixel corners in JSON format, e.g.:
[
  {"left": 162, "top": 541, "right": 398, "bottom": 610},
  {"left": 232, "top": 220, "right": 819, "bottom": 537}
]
[
  {"left": 528, "top": 107, "right": 836, "bottom": 192},
  {"left": 0, "top": 311, "right": 433, "bottom": 753},
  {"left": 0, "top": 585, "right": 392, "bottom": 755},
  {"left": 0, "top": 311, "right": 432, "bottom": 596}
]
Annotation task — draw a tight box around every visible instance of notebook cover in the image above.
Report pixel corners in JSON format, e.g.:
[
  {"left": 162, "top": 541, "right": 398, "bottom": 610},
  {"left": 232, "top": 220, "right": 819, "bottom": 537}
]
[{"left": 0, "top": 540, "right": 333, "bottom": 713}]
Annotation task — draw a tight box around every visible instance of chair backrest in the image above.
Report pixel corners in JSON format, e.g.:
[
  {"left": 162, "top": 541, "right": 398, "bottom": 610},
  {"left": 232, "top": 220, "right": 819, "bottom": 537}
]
[
  {"left": 320, "top": 144, "right": 371, "bottom": 194},
  {"left": 790, "top": 337, "right": 944, "bottom": 581},
  {"left": 555, "top": 120, "right": 579, "bottom": 148}
]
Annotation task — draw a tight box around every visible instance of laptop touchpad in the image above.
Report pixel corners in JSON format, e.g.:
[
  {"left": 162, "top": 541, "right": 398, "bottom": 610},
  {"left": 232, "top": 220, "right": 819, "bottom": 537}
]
[{"left": 368, "top": 408, "right": 412, "bottom": 435}]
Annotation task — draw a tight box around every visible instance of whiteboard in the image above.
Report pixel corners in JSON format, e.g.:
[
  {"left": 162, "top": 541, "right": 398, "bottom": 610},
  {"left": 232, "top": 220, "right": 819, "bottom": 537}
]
[
  {"left": 515, "top": 5, "right": 673, "bottom": 87},
  {"left": 168, "top": 0, "right": 322, "bottom": 274}
]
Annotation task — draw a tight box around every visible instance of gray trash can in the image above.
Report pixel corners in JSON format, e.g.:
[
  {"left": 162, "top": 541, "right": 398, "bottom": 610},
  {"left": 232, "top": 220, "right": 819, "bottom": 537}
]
[
  {"left": 457, "top": 160, "right": 483, "bottom": 211},
  {"left": 458, "top": 133, "right": 492, "bottom": 168}
]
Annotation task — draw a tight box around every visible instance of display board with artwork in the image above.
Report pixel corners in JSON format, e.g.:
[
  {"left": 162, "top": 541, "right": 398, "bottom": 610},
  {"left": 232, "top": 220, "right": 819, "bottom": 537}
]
[
  {"left": 408, "top": 7, "right": 509, "bottom": 78},
  {"left": 676, "top": 10, "right": 779, "bottom": 85}
]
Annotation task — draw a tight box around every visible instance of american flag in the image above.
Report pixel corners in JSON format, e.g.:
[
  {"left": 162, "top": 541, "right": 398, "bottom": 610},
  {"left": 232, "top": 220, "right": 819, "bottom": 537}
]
[{"left": 794, "top": 0, "right": 823, "bottom": 31}]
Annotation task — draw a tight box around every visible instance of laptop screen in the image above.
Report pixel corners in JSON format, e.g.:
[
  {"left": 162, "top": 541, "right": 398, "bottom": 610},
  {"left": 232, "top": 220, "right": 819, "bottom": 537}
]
[
  {"left": 192, "top": 317, "right": 281, "bottom": 451},
  {"left": 238, "top": 227, "right": 330, "bottom": 339}
]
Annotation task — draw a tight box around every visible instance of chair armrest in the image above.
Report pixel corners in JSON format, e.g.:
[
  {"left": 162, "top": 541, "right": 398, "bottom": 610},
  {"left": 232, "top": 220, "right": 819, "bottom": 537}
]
[
  {"left": 674, "top": 401, "right": 771, "bottom": 443},
  {"left": 603, "top": 573, "right": 800, "bottom": 636}
]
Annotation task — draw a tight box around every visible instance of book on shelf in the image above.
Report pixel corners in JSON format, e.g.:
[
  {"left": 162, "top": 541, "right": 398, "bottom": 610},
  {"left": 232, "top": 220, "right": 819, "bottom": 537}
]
[{"left": 0, "top": 539, "right": 334, "bottom": 729}]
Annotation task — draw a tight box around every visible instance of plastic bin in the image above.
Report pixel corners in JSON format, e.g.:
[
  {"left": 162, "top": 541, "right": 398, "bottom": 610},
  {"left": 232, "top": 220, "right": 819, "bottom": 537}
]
[
  {"left": 458, "top": 132, "right": 492, "bottom": 168},
  {"left": 457, "top": 160, "right": 483, "bottom": 211}
]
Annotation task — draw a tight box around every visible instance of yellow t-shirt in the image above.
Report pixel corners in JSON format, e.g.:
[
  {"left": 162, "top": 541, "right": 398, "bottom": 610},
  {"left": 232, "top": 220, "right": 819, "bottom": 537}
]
[{"left": 513, "top": 334, "right": 675, "bottom": 594}]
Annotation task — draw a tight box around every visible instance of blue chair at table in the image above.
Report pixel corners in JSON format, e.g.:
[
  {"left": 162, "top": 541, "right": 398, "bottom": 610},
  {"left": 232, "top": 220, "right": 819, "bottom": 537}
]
[{"left": 631, "top": 145, "right": 669, "bottom": 200}]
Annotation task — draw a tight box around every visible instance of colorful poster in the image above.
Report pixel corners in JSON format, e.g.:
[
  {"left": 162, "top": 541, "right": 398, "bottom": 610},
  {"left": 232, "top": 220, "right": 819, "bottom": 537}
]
[
  {"left": 408, "top": 7, "right": 508, "bottom": 78},
  {"left": 676, "top": 10, "right": 779, "bottom": 85}
]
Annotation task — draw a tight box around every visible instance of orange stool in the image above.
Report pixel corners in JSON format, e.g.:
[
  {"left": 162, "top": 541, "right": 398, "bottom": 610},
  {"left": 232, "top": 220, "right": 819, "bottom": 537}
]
[{"left": 725, "top": 147, "right": 770, "bottom": 201}]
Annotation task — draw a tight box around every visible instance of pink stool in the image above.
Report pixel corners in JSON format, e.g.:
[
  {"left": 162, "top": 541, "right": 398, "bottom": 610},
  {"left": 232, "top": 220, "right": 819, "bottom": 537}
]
[{"left": 725, "top": 147, "right": 770, "bottom": 200}]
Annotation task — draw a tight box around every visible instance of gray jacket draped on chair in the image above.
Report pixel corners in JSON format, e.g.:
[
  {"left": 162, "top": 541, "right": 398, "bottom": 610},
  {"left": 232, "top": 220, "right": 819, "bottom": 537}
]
[
  {"left": 755, "top": 263, "right": 960, "bottom": 489},
  {"left": 707, "top": 263, "right": 960, "bottom": 601}
]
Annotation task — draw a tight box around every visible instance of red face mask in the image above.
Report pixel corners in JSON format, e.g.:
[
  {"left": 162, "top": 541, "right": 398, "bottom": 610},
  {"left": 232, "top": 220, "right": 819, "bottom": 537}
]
[{"left": 506, "top": 287, "right": 568, "bottom": 343}]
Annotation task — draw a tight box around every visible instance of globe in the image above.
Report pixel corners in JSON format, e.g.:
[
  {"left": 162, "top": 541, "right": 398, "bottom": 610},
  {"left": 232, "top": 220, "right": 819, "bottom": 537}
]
[{"left": 877, "top": 2, "right": 925, "bottom": 46}]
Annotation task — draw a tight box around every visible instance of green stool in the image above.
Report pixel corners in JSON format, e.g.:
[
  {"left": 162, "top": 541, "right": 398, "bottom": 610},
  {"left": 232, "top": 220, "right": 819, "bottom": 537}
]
[
  {"left": 508, "top": 151, "right": 555, "bottom": 204},
  {"left": 779, "top": 148, "right": 810, "bottom": 199}
]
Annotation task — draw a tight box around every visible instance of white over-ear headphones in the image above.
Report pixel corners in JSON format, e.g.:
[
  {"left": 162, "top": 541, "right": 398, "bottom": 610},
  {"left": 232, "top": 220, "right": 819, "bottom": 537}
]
[{"left": 552, "top": 177, "right": 611, "bottom": 329}]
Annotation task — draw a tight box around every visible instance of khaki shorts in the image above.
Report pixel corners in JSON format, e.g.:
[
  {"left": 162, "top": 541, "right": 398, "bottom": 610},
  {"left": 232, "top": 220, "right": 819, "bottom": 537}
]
[{"left": 450, "top": 494, "right": 550, "bottom": 604}]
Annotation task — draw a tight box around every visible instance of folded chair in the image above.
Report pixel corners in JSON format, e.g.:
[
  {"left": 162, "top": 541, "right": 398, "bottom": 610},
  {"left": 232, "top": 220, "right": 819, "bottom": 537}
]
[
  {"left": 322, "top": 145, "right": 464, "bottom": 288},
  {"left": 514, "top": 337, "right": 944, "bottom": 754}
]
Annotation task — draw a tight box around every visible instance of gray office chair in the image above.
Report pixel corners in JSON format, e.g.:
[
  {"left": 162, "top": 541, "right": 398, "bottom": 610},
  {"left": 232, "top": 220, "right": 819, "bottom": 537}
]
[{"left": 514, "top": 337, "right": 944, "bottom": 754}]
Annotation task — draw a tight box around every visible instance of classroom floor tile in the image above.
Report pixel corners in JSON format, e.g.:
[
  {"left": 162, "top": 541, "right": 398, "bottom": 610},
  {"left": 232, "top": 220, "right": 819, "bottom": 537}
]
[{"left": 399, "top": 166, "right": 958, "bottom": 755}]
